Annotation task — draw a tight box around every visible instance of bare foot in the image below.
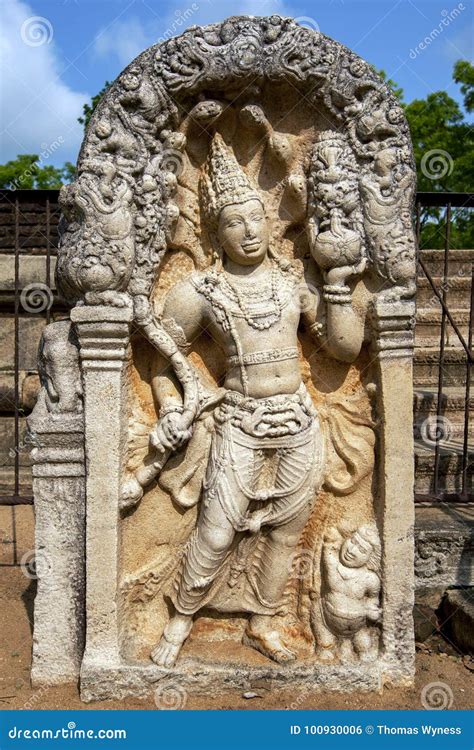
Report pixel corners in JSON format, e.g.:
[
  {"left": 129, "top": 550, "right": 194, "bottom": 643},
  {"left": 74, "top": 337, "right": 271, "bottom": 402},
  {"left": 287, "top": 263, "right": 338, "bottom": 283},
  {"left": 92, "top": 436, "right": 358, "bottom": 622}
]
[
  {"left": 150, "top": 615, "right": 193, "bottom": 668},
  {"left": 243, "top": 625, "right": 296, "bottom": 664}
]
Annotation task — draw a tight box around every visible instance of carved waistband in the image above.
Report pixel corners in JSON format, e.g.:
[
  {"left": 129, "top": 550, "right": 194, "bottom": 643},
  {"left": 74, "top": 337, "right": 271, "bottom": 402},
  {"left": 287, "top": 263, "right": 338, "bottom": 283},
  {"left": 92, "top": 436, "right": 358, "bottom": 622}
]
[
  {"left": 216, "top": 383, "right": 317, "bottom": 439},
  {"left": 227, "top": 347, "right": 298, "bottom": 369}
]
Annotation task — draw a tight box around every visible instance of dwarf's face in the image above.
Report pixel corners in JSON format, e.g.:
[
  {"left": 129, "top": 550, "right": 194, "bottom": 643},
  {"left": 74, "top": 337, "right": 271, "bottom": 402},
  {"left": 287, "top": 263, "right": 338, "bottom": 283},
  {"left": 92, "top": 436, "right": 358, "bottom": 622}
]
[
  {"left": 340, "top": 534, "right": 372, "bottom": 568},
  {"left": 217, "top": 199, "right": 269, "bottom": 266}
]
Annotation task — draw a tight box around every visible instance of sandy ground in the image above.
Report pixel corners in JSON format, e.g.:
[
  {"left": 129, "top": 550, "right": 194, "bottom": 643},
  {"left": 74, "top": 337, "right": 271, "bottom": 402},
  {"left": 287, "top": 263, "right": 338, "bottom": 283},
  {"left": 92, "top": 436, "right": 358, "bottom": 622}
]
[{"left": 0, "top": 506, "right": 472, "bottom": 711}]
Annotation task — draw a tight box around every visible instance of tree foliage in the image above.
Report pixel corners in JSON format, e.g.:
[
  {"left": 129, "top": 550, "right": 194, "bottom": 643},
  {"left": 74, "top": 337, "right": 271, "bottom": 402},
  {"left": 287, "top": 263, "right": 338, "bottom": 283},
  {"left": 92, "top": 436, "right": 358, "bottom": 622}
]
[
  {"left": 0, "top": 154, "right": 75, "bottom": 189},
  {"left": 379, "top": 61, "right": 474, "bottom": 248}
]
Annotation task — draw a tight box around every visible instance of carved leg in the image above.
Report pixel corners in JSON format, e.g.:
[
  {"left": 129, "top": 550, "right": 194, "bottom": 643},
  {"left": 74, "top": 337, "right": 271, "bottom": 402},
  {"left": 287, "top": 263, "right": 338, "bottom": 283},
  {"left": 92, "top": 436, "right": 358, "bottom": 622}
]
[
  {"left": 152, "top": 433, "right": 252, "bottom": 667},
  {"left": 338, "top": 637, "right": 357, "bottom": 663},
  {"left": 244, "top": 512, "right": 312, "bottom": 664},
  {"left": 353, "top": 626, "right": 378, "bottom": 662},
  {"left": 151, "top": 518, "right": 237, "bottom": 667},
  {"left": 310, "top": 600, "right": 337, "bottom": 662}
]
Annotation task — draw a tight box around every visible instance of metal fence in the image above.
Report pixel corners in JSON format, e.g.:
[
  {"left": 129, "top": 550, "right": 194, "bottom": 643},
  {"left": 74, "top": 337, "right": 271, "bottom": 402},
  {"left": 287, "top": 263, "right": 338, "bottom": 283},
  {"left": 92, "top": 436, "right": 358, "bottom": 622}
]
[
  {"left": 0, "top": 189, "right": 472, "bottom": 507},
  {"left": 415, "top": 193, "right": 473, "bottom": 503}
]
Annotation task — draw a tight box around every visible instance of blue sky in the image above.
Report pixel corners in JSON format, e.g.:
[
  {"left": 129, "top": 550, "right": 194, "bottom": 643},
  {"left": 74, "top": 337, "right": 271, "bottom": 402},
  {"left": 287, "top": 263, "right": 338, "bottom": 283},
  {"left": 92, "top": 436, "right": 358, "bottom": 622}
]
[{"left": 1, "top": 0, "right": 472, "bottom": 167}]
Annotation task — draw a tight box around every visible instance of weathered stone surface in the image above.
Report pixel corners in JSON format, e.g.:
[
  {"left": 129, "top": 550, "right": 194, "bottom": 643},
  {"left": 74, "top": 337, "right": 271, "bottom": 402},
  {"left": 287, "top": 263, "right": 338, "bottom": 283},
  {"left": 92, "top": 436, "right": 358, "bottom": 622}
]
[
  {"left": 415, "top": 505, "right": 473, "bottom": 590},
  {"left": 29, "top": 15, "right": 418, "bottom": 699},
  {"left": 28, "top": 321, "right": 85, "bottom": 685},
  {"left": 441, "top": 589, "right": 474, "bottom": 654}
]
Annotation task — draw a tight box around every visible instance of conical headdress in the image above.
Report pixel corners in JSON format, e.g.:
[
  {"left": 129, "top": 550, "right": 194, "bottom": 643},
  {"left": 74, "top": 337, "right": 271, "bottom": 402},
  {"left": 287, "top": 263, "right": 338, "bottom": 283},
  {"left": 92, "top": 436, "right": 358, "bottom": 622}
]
[{"left": 200, "top": 133, "right": 262, "bottom": 226}]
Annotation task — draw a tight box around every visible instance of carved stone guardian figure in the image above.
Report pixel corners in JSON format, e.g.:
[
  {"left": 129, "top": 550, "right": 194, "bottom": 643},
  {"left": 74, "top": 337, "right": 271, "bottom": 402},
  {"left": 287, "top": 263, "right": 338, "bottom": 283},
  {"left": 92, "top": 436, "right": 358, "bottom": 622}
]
[{"left": 29, "top": 16, "right": 417, "bottom": 699}]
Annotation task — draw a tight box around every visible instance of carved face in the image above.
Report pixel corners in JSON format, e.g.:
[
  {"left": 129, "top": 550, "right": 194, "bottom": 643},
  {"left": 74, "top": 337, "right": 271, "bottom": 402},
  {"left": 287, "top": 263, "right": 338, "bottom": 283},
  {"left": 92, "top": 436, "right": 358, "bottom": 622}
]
[
  {"left": 340, "top": 535, "right": 372, "bottom": 568},
  {"left": 217, "top": 199, "right": 269, "bottom": 266}
]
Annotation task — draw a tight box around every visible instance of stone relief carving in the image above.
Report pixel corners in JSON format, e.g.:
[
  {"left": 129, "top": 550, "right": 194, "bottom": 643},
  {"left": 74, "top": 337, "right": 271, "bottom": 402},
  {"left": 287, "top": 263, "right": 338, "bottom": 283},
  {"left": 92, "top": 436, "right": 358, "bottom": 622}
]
[
  {"left": 36, "top": 320, "right": 82, "bottom": 415},
  {"left": 29, "top": 16, "right": 418, "bottom": 697},
  {"left": 310, "top": 525, "right": 381, "bottom": 664}
]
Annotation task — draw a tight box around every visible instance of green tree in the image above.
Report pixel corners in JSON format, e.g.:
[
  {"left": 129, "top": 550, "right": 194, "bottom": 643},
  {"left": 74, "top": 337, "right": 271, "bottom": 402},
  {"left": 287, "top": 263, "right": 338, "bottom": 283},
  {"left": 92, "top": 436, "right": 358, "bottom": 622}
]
[
  {"left": 78, "top": 81, "right": 111, "bottom": 131},
  {"left": 375, "top": 68, "right": 405, "bottom": 102},
  {"left": 402, "top": 61, "right": 474, "bottom": 248},
  {"left": 0, "top": 154, "right": 75, "bottom": 189},
  {"left": 453, "top": 59, "right": 474, "bottom": 112}
]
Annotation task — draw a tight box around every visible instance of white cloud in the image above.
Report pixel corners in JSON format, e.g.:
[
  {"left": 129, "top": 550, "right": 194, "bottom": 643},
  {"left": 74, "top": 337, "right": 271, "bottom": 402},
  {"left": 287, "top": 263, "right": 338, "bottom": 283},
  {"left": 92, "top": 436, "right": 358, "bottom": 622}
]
[
  {"left": 0, "top": 0, "right": 90, "bottom": 166},
  {"left": 92, "top": 0, "right": 300, "bottom": 68},
  {"left": 93, "top": 16, "right": 150, "bottom": 69}
]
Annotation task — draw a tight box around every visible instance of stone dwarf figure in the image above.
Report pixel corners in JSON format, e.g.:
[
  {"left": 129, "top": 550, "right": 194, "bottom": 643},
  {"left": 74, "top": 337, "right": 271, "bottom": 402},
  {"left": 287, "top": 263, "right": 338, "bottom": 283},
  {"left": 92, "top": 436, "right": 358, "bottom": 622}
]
[
  {"left": 148, "top": 133, "right": 366, "bottom": 667},
  {"left": 310, "top": 524, "right": 382, "bottom": 663}
]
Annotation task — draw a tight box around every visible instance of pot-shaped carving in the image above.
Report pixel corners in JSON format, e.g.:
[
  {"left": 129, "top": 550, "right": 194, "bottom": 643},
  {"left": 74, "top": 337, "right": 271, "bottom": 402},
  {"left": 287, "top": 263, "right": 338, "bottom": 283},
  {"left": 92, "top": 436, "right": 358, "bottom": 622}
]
[
  {"left": 310, "top": 211, "right": 362, "bottom": 270},
  {"left": 79, "top": 254, "right": 120, "bottom": 291}
]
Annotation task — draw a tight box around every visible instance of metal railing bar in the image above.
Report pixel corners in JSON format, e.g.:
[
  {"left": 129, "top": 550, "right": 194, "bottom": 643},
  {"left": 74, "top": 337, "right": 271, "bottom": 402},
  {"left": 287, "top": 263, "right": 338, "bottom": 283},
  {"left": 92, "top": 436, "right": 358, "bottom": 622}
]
[
  {"left": 433, "top": 204, "right": 450, "bottom": 495},
  {"left": 13, "top": 199, "right": 20, "bottom": 563},
  {"left": 416, "top": 192, "right": 474, "bottom": 208},
  {"left": 417, "top": 256, "right": 473, "bottom": 361},
  {"left": 461, "top": 269, "right": 473, "bottom": 495},
  {"left": 0, "top": 496, "right": 34, "bottom": 506}
]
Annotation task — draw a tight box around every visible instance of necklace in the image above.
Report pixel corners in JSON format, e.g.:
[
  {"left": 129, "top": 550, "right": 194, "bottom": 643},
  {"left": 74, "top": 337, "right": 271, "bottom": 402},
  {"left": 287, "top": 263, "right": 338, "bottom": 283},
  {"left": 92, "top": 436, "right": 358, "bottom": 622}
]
[{"left": 221, "top": 262, "right": 283, "bottom": 330}]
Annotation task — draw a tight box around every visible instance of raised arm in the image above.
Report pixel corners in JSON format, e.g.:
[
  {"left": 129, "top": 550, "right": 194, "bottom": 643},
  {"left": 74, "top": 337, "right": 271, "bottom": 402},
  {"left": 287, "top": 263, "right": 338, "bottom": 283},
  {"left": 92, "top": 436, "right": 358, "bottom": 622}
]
[{"left": 300, "top": 261, "right": 365, "bottom": 364}]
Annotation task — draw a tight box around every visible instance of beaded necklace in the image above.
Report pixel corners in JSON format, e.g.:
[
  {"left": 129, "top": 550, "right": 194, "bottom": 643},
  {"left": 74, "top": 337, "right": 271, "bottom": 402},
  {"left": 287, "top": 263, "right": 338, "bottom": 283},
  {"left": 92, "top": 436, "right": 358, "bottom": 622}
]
[{"left": 220, "top": 261, "right": 283, "bottom": 330}]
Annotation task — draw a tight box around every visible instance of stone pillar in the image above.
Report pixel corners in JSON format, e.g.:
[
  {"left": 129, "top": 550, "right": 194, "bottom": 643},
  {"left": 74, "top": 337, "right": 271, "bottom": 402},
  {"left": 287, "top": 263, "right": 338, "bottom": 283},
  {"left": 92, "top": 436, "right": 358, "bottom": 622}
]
[
  {"left": 372, "top": 299, "right": 416, "bottom": 685},
  {"left": 29, "top": 412, "right": 85, "bottom": 685},
  {"left": 27, "top": 320, "right": 85, "bottom": 686},
  {"left": 70, "top": 304, "right": 133, "bottom": 671}
]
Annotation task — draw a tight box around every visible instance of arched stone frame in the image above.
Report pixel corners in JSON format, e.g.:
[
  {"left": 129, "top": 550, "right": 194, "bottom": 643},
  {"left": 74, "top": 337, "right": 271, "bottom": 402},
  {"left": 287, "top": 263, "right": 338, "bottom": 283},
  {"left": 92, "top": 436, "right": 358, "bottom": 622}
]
[{"left": 30, "top": 16, "right": 417, "bottom": 698}]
